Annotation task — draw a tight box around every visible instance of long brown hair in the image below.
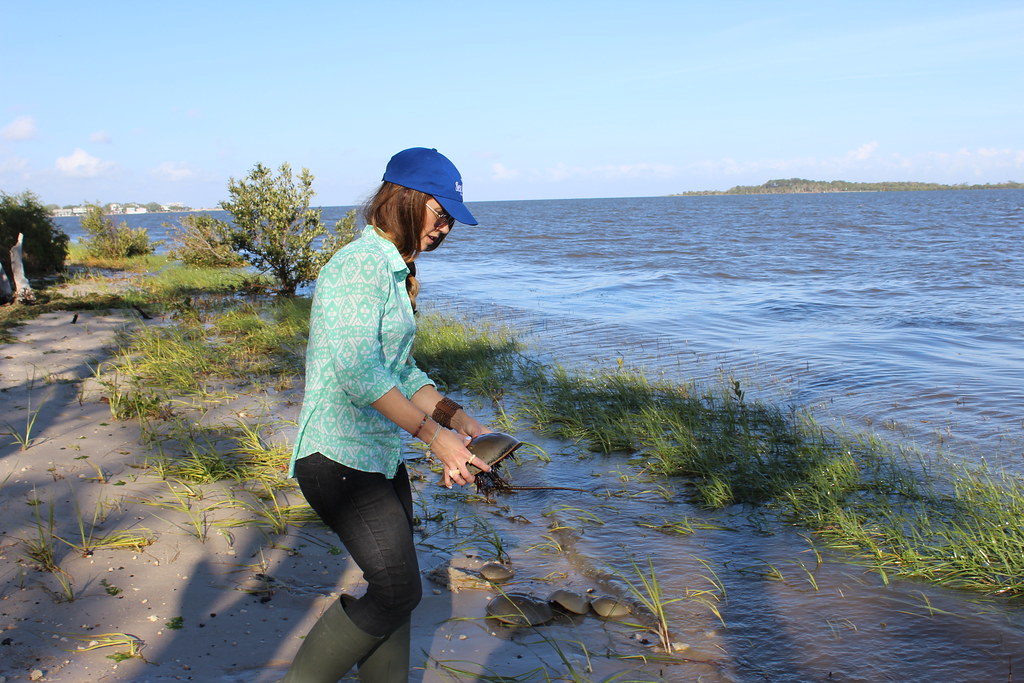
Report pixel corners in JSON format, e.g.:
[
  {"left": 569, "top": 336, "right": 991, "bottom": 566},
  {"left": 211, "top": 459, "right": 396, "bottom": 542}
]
[{"left": 362, "top": 182, "right": 429, "bottom": 310}]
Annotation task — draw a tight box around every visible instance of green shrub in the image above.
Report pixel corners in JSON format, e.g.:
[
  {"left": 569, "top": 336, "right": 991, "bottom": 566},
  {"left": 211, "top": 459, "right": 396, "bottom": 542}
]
[
  {"left": 220, "top": 163, "right": 356, "bottom": 296},
  {"left": 0, "top": 191, "right": 70, "bottom": 280},
  {"left": 80, "top": 204, "right": 153, "bottom": 259},
  {"left": 166, "top": 213, "right": 246, "bottom": 268}
]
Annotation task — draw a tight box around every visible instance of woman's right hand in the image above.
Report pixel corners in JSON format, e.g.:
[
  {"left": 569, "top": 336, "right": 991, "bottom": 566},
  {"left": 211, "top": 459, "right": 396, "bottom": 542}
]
[{"left": 430, "top": 427, "right": 491, "bottom": 488}]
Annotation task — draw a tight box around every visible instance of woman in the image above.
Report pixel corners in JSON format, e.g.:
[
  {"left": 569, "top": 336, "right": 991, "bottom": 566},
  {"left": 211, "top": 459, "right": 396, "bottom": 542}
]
[{"left": 282, "top": 148, "right": 491, "bottom": 682}]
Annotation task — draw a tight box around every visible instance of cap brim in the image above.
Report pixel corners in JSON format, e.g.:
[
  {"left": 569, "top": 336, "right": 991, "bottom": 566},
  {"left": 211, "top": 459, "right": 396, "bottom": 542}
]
[{"left": 435, "top": 196, "right": 478, "bottom": 225}]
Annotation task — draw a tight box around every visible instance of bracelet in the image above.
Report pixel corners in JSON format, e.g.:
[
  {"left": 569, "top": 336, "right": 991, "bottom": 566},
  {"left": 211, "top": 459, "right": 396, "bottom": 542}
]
[
  {"left": 431, "top": 397, "right": 463, "bottom": 429},
  {"left": 424, "top": 423, "right": 443, "bottom": 453},
  {"left": 411, "top": 414, "right": 429, "bottom": 440}
]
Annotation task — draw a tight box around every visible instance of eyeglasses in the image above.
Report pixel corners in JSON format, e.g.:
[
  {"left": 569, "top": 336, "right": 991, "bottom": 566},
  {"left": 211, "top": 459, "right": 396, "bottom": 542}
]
[{"left": 426, "top": 204, "right": 455, "bottom": 230}]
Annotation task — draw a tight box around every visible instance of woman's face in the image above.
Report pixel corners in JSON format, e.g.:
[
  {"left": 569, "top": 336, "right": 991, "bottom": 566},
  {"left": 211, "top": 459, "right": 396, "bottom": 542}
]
[{"left": 420, "top": 199, "right": 455, "bottom": 252}]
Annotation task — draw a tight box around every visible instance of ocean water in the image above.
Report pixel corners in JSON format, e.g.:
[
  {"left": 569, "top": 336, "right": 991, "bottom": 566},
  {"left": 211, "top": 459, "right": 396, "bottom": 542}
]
[
  {"left": 56, "top": 191, "right": 1024, "bottom": 680},
  {"left": 415, "top": 190, "right": 1024, "bottom": 467}
]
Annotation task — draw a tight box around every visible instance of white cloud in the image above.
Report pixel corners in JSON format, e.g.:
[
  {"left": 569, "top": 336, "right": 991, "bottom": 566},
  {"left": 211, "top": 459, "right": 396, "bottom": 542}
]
[
  {"left": 90, "top": 130, "right": 112, "bottom": 144},
  {"left": 55, "top": 148, "right": 115, "bottom": 178},
  {"left": 923, "top": 147, "right": 1024, "bottom": 178},
  {"left": 0, "top": 156, "right": 30, "bottom": 174},
  {"left": 153, "top": 161, "right": 196, "bottom": 182},
  {"left": 2, "top": 115, "right": 37, "bottom": 141},
  {"left": 541, "top": 161, "right": 676, "bottom": 182},
  {"left": 492, "top": 162, "right": 520, "bottom": 180},
  {"left": 690, "top": 145, "right": 1024, "bottom": 185},
  {"left": 848, "top": 141, "right": 878, "bottom": 161}
]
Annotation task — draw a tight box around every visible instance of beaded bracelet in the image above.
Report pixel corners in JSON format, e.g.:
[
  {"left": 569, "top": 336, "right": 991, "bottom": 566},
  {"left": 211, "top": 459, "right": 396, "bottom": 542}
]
[
  {"left": 411, "top": 414, "right": 429, "bottom": 440},
  {"left": 424, "top": 423, "right": 443, "bottom": 454},
  {"left": 431, "top": 397, "right": 463, "bottom": 429}
]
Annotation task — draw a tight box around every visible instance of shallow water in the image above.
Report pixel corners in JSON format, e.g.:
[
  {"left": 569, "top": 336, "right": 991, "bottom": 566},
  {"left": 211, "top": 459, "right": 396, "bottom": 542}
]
[{"left": 409, "top": 415, "right": 1024, "bottom": 682}]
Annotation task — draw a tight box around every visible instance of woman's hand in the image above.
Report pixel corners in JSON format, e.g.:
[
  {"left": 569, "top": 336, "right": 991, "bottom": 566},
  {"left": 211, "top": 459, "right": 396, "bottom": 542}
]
[
  {"left": 428, "top": 427, "right": 490, "bottom": 488},
  {"left": 452, "top": 410, "right": 490, "bottom": 439}
]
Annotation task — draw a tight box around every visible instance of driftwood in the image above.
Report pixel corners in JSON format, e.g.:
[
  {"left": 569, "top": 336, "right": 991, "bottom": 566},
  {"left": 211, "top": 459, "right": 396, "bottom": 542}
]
[{"left": 10, "top": 233, "right": 34, "bottom": 303}]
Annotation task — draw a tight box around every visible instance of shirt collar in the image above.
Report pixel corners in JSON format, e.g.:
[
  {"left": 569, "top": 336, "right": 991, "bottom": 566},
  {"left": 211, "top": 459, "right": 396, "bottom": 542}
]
[{"left": 362, "top": 224, "right": 409, "bottom": 275}]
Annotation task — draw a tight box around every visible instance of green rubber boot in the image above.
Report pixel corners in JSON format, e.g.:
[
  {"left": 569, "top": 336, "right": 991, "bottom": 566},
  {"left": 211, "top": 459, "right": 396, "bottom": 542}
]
[
  {"left": 357, "top": 617, "right": 411, "bottom": 682},
  {"left": 280, "top": 600, "right": 382, "bottom": 683}
]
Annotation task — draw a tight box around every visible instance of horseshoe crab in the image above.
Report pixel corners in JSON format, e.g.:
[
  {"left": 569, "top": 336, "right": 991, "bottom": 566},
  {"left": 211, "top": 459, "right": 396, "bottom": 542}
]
[
  {"left": 479, "top": 561, "right": 515, "bottom": 583},
  {"left": 485, "top": 593, "right": 554, "bottom": 626},
  {"left": 467, "top": 432, "right": 522, "bottom": 475},
  {"left": 590, "top": 596, "right": 631, "bottom": 619},
  {"left": 468, "top": 432, "right": 523, "bottom": 494},
  {"left": 548, "top": 589, "right": 590, "bottom": 615}
]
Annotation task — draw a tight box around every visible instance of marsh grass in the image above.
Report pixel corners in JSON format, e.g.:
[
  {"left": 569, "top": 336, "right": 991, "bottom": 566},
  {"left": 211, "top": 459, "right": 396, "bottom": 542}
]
[
  {"left": 4, "top": 371, "right": 43, "bottom": 450},
  {"left": 20, "top": 497, "right": 78, "bottom": 602},
  {"left": 140, "top": 417, "right": 292, "bottom": 487},
  {"left": 414, "top": 313, "right": 521, "bottom": 399},
  {"left": 610, "top": 555, "right": 683, "bottom": 652},
  {"left": 228, "top": 417, "right": 293, "bottom": 485},
  {"left": 96, "top": 297, "right": 310, "bottom": 424},
  {"left": 144, "top": 481, "right": 214, "bottom": 542},
  {"left": 68, "top": 243, "right": 165, "bottom": 271},
  {"left": 219, "top": 485, "right": 309, "bottom": 535},
  {"left": 459, "top": 515, "right": 512, "bottom": 564},
  {"left": 511, "top": 360, "right": 1024, "bottom": 596},
  {"left": 56, "top": 500, "right": 155, "bottom": 556},
  {"left": 66, "top": 631, "right": 147, "bottom": 662},
  {"left": 142, "top": 264, "right": 273, "bottom": 298},
  {"left": 23, "top": 495, "right": 59, "bottom": 572}
]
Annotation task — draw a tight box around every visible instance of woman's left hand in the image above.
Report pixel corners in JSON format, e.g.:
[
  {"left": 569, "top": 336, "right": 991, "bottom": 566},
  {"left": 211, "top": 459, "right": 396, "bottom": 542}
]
[{"left": 454, "top": 411, "right": 490, "bottom": 439}]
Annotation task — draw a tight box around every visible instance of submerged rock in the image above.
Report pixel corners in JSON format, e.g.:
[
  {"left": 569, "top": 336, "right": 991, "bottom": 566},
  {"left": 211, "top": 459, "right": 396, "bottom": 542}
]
[
  {"left": 427, "top": 562, "right": 492, "bottom": 591},
  {"left": 548, "top": 589, "right": 590, "bottom": 615},
  {"left": 485, "top": 593, "right": 554, "bottom": 626}
]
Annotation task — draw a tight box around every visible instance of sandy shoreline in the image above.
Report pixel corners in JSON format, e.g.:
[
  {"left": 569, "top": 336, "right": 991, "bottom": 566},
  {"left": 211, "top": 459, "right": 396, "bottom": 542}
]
[{"left": 0, "top": 295, "right": 677, "bottom": 681}]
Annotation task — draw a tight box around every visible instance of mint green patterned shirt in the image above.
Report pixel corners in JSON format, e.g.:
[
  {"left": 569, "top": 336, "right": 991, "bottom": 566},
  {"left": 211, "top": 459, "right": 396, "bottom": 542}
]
[{"left": 289, "top": 225, "right": 433, "bottom": 477}]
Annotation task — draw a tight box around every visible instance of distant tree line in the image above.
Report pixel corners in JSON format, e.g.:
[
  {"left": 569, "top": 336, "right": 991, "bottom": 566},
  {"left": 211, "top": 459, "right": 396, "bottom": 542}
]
[
  {"left": 45, "top": 201, "right": 191, "bottom": 213},
  {"left": 674, "top": 178, "right": 1024, "bottom": 196}
]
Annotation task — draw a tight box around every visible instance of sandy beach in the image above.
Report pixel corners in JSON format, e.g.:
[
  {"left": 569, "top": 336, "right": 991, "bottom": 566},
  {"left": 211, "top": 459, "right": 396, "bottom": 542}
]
[{"left": 0, "top": 286, "right": 676, "bottom": 682}]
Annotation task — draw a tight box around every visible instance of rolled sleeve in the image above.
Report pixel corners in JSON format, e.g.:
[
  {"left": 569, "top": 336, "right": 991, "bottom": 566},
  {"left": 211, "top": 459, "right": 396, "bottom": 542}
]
[{"left": 398, "top": 356, "right": 434, "bottom": 398}]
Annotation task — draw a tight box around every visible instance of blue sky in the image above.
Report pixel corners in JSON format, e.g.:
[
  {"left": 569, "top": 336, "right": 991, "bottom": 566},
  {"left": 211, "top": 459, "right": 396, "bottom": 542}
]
[{"left": 2, "top": 1, "right": 1022, "bottom": 207}]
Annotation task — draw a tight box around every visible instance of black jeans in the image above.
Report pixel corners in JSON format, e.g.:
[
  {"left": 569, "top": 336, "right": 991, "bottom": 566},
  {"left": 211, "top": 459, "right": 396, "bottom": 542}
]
[{"left": 294, "top": 453, "right": 422, "bottom": 638}]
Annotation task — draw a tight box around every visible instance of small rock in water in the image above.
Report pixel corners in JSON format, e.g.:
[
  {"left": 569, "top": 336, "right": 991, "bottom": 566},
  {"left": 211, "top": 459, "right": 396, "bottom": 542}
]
[
  {"left": 479, "top": 562, "right": 514, "bottom": 582},
  {"left": 485, "top": 594, "right": 554, "bottom": 626},
  {"left": 548, "top": 589, "right": 590, "bottom": 615},
  {"left": 590, "top": 596, "right": 631, "bottom": 618}
]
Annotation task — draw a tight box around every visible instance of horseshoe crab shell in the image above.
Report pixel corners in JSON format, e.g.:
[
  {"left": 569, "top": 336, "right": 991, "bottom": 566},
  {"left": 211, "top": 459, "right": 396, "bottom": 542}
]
[
  {"left": 548, "top": 589, "right": 590, "bottom": 615},
  {"left": 467, "top": 432, "right": 523, "bottom": 475},
  {"left": 590, "top": 596, "right": 631, "bottom": 619},
  {"left": 485, "top": 593, "right": 554, "bottom": 626},
  {"left": 479, "top": 562, "right": 515, "bottom": 583}
]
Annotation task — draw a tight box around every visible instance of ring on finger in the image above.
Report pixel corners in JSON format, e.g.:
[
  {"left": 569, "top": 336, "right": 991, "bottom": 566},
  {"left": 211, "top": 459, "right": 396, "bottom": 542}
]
[{"left": 448, "top": 469, "right": 460, "bottom": 477}]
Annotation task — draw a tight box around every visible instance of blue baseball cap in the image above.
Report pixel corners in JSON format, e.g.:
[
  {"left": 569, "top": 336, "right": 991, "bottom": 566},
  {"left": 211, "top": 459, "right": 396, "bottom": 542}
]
[{"left": 382, "top": 147, "right": 478, "bottom": 226}]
